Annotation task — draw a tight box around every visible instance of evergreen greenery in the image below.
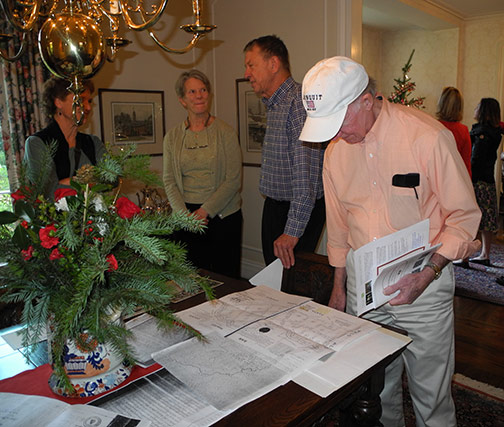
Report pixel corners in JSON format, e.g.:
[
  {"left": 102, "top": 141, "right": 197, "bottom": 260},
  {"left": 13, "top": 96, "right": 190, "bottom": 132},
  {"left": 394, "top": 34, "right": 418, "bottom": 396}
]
[
  {"left": 0, "top": 142, "right": 214, "bottom": 394},
  {"left": 388, "top": 49, "right": 425, "bottom": 109}
]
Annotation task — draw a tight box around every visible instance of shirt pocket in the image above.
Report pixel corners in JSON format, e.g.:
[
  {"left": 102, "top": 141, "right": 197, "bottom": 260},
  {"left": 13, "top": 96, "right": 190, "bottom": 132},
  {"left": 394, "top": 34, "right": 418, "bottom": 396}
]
[{"left": 388, "top": 185, "right": 422, "bottom": 230}]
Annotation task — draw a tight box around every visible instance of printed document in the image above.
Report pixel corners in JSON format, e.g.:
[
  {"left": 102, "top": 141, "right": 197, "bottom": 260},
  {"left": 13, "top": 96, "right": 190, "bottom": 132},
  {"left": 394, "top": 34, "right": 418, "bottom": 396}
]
[
  {"left": 152, "top": 286, "right": 379, "bottom": 411},
  {"left": 354, "top": 219, "right": 441, "bottom": 316},
  {"left": 0, "top": 392, "right": 151, "bottom": 427},
  {"left": 126, "top": 313, "right": 192, "bottom": 367},
  {"left": 92, "top": 286, "right": 409, "bottom": 426}
]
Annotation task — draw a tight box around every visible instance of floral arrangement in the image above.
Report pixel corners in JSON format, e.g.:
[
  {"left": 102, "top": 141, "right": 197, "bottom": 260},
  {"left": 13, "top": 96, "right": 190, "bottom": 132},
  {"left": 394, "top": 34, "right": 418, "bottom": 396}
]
[{"left": 0, "top": 143, "right": 213, "bottom": 393}]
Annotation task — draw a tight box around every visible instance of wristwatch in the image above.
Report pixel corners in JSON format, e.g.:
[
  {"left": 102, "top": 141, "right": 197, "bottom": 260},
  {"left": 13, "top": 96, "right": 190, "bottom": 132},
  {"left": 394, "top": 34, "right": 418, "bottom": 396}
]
[{"left": 423, "top": 261, "right": 442, "bottom": 280}]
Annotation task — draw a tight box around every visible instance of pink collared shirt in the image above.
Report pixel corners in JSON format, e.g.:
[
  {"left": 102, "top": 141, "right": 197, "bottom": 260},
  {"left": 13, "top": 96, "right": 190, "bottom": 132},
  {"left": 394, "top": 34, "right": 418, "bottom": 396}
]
[{"left": 324, "top": 100, "right": 481, "bottom": 267}]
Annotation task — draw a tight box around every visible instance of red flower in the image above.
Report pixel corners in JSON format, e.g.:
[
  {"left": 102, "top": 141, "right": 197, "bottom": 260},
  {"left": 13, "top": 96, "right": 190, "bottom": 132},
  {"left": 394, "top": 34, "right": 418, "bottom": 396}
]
[
  {"left": 21, "top": 246, "right": 34, "bottom": 260},
  {"left": 106, "top": 254, "right": 118, "bottom": 271},
  {"left": 49, "top": 248, "right": 64, "bottom": 260},
  {"left": 11, "top": 186, "right": 30, "bottom": 202},
  {"left": 54, "top": 188, "right": 77, "bottom": 202},
  {"left": 115, "top": 197, "right": 141, "bottom": 219},
  {"left": 21, "top": 220, "right": 29, "bottom": 229},
  {"left": 39, "top": 225, "right": 59, "bottom": 249}
]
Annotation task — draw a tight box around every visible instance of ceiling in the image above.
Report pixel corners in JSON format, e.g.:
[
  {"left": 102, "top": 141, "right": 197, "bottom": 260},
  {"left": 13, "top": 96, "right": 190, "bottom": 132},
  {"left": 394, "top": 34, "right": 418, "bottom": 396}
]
[{"left": 363, "top": 0, "right": 504, "bottom": 31}]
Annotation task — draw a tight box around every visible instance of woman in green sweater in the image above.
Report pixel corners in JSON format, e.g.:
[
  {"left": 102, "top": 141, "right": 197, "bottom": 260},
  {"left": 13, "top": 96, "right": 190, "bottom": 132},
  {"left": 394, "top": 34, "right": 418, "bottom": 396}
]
[{"left": 163, "top": 70, "right": 243, "bottom": 278}]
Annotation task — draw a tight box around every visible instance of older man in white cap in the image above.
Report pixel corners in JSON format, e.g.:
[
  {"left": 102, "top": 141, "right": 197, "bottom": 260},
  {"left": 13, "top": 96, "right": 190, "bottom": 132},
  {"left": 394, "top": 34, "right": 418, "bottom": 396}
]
[{"left": 300, "top": 56, "right": 481, "bottom": 427}]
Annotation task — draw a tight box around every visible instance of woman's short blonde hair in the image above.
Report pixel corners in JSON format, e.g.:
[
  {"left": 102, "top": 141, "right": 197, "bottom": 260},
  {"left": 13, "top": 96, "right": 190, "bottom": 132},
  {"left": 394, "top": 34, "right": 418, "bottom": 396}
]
[
  {"left": 436, "top": 86, "right": 463, "bottom": 122},
  {"left": 175, "top": 69, "right": 211, "bottom": 98}
]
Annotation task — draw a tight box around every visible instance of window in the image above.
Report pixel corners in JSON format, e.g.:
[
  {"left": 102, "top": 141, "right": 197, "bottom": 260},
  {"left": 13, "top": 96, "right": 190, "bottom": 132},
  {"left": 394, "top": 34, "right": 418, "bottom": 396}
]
[{"left": 0, "top": 142, "right": 12, "bottom": 212}]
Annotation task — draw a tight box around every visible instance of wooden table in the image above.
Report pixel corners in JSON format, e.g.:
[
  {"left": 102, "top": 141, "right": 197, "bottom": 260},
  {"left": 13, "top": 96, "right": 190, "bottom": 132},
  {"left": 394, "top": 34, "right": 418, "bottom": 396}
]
[
  {"left": 0, "top": 271, "right": 406, "bottom": 426},
  {"left": 176, "top": 271, "right": 406, "bottom": 427}
]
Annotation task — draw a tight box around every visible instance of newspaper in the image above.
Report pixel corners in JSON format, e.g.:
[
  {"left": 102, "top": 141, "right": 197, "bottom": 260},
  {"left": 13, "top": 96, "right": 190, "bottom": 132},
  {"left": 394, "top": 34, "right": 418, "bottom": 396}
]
[
  {"left": 152, "top": 286, "right": 379, "bottom": 411},
  {"left": 91, "top": 286, "right": 408, "bottom": 426},
  {"left": 91, "top": 369, "right": 231, "bottom": 427},
  {"left": 353, "top": 219, "right": 441, "bottom": 316},
  {"left": 126, "top": 313, "right": 192, "bottom": 367},
  {"left": 0, "top": 392, "right": 151, "bottom": 427}
]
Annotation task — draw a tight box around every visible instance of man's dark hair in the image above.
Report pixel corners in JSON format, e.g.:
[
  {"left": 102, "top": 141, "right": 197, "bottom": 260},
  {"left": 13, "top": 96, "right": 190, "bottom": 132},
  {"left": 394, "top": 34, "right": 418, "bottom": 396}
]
[{"left": 244, "top": 35, "right": 291, "bottom": 74}]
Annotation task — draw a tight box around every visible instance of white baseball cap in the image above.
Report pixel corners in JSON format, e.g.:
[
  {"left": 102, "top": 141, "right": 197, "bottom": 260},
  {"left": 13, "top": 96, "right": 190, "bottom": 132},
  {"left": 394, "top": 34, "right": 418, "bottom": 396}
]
[{"left": 300, "top": 56, "right": 369, "bottom": 142}]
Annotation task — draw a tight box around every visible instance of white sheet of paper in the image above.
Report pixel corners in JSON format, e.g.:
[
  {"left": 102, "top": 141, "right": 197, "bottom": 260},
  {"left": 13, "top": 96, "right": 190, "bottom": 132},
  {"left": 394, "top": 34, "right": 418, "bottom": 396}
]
[
  {"left": 294, "top": 328, "right": 411, "bottom": 397},
  {"left": 0, "top": 392, "right": 151, "bottom": 427},
  {"left": 126, "top": 313, "right": 192, "bottom": 367},
  {"left": 269, "top": 301, "right": 379, "bottom": 352},
  {"left": 354, "top": 219, "right": 436, "bottom": 316},
  {"left": 152, "top": 332, "right": 291, "bottom": 411},
  {"left": 249, "top": 258, "right": 283, "bottom": 290},
  {"left": 176, "top": 285, "right": 311, "bottom": 337}
]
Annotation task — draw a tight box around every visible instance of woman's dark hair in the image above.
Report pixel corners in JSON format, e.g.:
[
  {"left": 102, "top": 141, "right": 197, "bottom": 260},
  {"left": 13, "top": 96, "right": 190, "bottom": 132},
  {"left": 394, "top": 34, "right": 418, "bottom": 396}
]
[
  {"left": 475, "top": 98, "right": 501, "bottom": 128},
  {"left": 175, "top": 69, "right": 211, "bottom": 99},
  {"left": 243, "top": 35, "right": 291, "bottom": 74},
  {"left": 436, "top": 87, "right": 463, "bottom": 122},
  {"left": 42, "top": 77, "right": 95, "bottom": 118}
]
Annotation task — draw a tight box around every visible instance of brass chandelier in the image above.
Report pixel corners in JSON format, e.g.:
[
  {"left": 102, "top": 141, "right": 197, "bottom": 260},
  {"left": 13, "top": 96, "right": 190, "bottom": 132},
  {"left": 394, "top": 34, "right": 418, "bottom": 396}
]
[{"left": 0, "top": 0, "right": 216, "bottom": 123}]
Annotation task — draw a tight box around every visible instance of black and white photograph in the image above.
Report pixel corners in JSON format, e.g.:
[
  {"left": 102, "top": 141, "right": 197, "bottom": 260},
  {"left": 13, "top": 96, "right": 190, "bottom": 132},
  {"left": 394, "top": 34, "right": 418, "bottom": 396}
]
[
  {"left": 99, "top": 89, "right": 165, "bottom": 155},
  {"left": 236, "top": 78, "right": 266, "bottom": 166}
]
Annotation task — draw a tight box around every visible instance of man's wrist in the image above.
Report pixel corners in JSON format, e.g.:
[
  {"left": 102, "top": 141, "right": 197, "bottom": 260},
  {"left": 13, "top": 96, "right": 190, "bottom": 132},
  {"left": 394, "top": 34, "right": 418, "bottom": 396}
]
[{"left": 423, "top": 261, "right": 442, "bottom": 280}]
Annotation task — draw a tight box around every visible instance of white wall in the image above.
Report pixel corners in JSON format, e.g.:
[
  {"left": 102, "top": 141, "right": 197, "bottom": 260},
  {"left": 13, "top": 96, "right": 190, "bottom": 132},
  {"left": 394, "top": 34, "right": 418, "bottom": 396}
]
[
  {"left": 362, "top": 26, "right": 458, "bottom": 117},
  {"left": 82, "top": 0, "right": 361, "bottom": 279},
  {"left": 210, "top": 0, "right": 361, "bottom": 277},
  {"left": 462, "top": 15, "right": 504, "bottom": 127}
]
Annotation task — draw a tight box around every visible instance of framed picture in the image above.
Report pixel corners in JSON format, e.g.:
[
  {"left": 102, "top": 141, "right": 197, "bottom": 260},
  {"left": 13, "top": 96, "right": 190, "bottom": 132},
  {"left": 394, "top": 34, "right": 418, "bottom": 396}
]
[
  {"left": 236, "top": 78, "right": 266, "bottom": 167},
  {"left": 99, "top": 89, "right": 165, "bottom": 156}
]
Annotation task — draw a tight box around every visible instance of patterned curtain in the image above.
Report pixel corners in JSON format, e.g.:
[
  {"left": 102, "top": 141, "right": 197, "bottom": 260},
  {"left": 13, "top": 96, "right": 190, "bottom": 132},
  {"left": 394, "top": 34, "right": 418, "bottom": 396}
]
[{"left": 0, "top": 22, "right": 50, "bottom": 192}]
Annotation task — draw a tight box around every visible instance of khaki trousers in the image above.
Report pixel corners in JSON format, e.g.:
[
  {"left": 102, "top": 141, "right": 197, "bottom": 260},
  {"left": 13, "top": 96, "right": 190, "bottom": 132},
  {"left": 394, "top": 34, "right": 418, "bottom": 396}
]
[{"left": 345, "top": 251, "right": 457, "bottom": 427}]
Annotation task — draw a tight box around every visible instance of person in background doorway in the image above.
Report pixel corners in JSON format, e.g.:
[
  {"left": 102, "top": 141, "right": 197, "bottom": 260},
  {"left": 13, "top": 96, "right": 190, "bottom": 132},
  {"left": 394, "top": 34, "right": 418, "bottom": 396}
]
[
  {"left": 24, "top": 77, "right": 105, "bottom": 198},
  {"left": 243, "top": 35, "right": 325, "bottom": 269},
  {"left": 468, "top": 98, "right": 502, "bottom": 267},
  {"left": 163, "top": 69, "right": 243, "bottom": 278},
  {"left": 436, "top": 86, "right": 472, "bottom": 176},
  {"left": 437, "top": 87, "right": 474, "bottom": 269}
]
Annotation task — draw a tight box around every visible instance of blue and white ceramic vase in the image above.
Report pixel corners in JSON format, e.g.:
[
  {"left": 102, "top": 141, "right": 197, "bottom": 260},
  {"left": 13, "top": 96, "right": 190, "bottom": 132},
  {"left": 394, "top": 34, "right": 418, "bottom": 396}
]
[
  {"left": 47, "top": 311, "right": 132, "bottom": 398},
  {"left": 48, "top": 333, "right": 132, "bottom": 397}
]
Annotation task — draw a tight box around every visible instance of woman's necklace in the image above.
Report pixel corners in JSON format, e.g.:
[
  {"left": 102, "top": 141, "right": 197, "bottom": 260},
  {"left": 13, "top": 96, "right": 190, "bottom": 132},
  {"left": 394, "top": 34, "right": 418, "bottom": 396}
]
[{"left": 184, "top": 113, "right": 211, "bottom": 149}]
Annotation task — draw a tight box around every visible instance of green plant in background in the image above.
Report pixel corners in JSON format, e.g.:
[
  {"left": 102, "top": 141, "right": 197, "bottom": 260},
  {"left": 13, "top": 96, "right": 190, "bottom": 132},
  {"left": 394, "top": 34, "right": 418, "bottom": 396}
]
[
  {"left": 388, "top": 49, "right": 426, "bottom": 109},
  {"left": 0, "top": 142, "right": 214, "bottom": 394}
]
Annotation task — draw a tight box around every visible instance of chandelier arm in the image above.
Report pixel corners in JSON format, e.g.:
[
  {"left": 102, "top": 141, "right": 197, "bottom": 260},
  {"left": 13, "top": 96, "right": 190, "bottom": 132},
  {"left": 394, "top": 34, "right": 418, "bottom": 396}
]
[
  {"left": 0, "top": 33, "right": 28, "bottom": 62},
  {"left": 0, "top": 0, "right": 41, "bottom": 32},
  {"left": 120, "top": 0, "right": 171, "bottom": 31},
  {"left": 107, "top": 45, "right": 118, "bottom": 62},
  {"left": 148, "top": 30, "right": 201, "bottom": 54},
  {"left": 72, "top": 96, "right": 85, "bottom": 127}
]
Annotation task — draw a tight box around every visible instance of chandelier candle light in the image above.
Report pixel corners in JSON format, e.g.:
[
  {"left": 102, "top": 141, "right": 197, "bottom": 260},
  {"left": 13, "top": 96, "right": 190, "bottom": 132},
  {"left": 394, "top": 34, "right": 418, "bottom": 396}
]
[{"left": 0, "top": 0, "right": 216, "bottom": 124}]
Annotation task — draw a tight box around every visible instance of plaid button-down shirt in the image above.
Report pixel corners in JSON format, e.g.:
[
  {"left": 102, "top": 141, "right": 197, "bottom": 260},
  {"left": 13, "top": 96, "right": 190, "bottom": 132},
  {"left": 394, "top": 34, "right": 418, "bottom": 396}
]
[{"left": 259, "top": 77, "right": 325, "bottom": 238}]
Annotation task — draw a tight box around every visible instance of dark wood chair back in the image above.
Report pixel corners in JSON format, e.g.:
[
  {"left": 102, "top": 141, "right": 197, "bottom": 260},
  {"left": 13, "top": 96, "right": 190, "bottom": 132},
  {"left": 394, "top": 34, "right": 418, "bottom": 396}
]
[{"left": 281, "top": 252, "right": 334, "bottom": 305}]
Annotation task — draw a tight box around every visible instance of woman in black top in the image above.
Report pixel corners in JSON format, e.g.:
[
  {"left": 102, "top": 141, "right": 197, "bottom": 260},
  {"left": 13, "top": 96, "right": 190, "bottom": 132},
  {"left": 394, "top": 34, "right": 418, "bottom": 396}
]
[
  {"left": 24, "top": 77, "right": 105, "bottom": 198},
  {"left": 468, "top": 98, "right": 502, "bottom": 266}
]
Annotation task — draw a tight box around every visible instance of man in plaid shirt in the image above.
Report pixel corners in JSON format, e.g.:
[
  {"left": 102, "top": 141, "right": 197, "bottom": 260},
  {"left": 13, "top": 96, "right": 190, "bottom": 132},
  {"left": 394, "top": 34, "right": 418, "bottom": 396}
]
[{"left": 244, "top": 35, "right": 325, "bottom": 268}]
